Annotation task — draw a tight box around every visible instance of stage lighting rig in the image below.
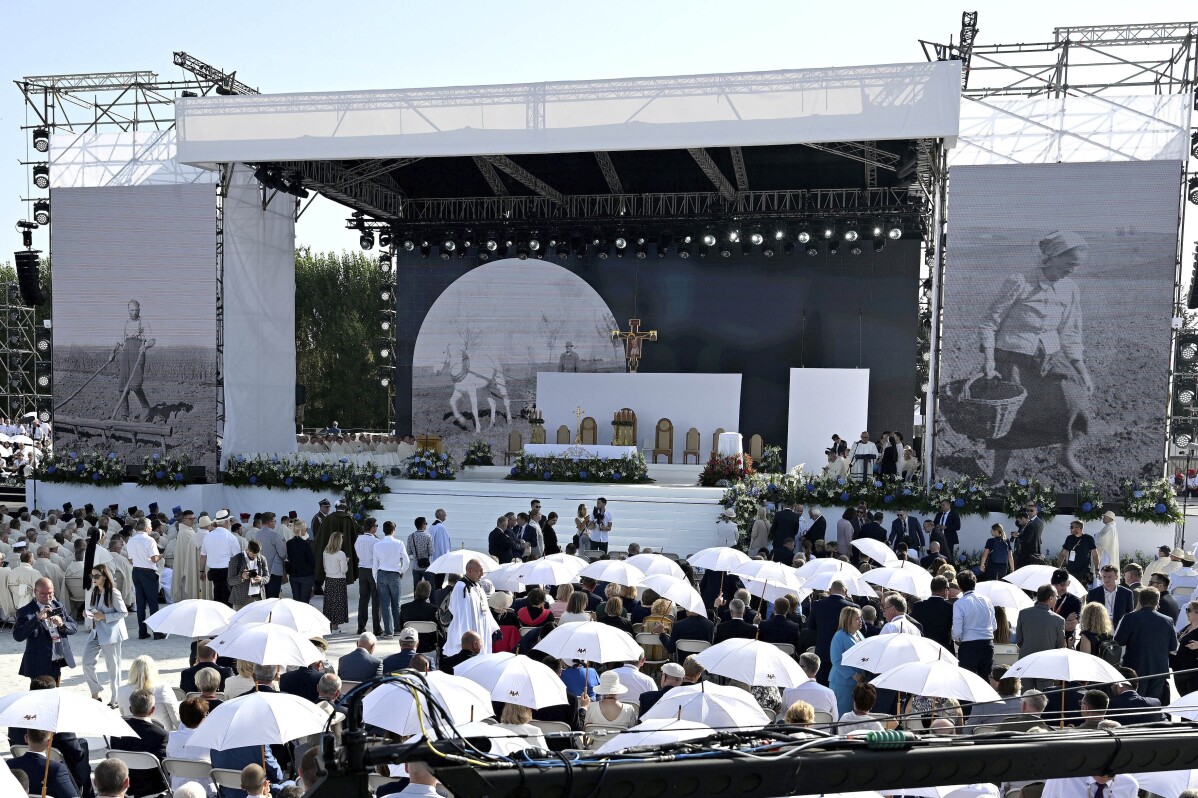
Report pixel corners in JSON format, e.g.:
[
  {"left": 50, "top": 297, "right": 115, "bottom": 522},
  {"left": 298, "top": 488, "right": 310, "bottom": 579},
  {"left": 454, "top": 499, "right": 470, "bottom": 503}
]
[
  {"left": 380, "top": 284, "right": 394, "bottom": 302},
  {"left": 400, "top": 236, "right": 416, "bottom": 252},
  {"left": 634, "top": 235, "right": 648, "bottom": 259},
  {"left": 378, "top": 230, "right": 392, "bottom": 248},
  {"left": 797, "top": 225, "right": 812, "bottom": 244},
  {"left": 440, "top": 234, "right": 458, "bottom": 260},
  {"left": 1191, "top": 131, "right": 1198, "bottom": 159},
  {"left": 656, "top": 231, "right": 672, "bottom": 258},
  {"left": 379, "top": 311, "right": 394, "bottom": 332},
  {"left": 829, "top": 238, "right": 840, "bottom": 255},
  {"left": 378, "top": 367, "right": 393, "bottom": 387},
  {"left": 555, "top": 238, "right": 569, "bottom": 260},
  {"left": 1189, "top": 176, "right": 1198, "bottom": 205},
  {"left": 32, "top": 128, "right": 49, "bottom": 153},
  {"left": 528, "top": 233, "right": 543, "bottom": 257},
  {"left": 378, "top": 339, "right": 392, "bottom": 360},
  {"left": 570, "top": 232, "right": 586, "bottom": 259},
  {"left": 419, "top": 239, "right": 431, "bottom": 259},
  {"left": 32, "top": 164, "right": 49, "bottom": 190},
  {"left": 887, "top": 219, "right": 904, "bottom": 240},
  {"left": 821, "top": 223, "right": 836, "bottom": 241},
  {"left": 32, "top": 201, "right": 50, "bottom": 226},
  {"left": 594, "top": 236, "right": 611, "bottom": 260},
  {"left": 677, "top": 234, "right": 692, "bottom": 259},
  {"left": 614, "top": 235, "right": 628, "bottom": 258},
  {"left": 15, "top": 221, "right": 37, "bottom": 249},
  {"left": 844, "top": 222, "right": 859, "bottom": 242},
  {"left": 360, "top": 231, "right": 375, "bottom": 251},
  {"left": 378, "top": 253, "right": 393, "bottom": 271}
]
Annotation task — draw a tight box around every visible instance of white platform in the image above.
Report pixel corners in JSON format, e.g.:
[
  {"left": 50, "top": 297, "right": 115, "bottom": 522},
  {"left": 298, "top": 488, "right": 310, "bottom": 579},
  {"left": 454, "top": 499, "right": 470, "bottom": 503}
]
[{"left": 373, "top": 465, "right": 724, "bottom": 558}]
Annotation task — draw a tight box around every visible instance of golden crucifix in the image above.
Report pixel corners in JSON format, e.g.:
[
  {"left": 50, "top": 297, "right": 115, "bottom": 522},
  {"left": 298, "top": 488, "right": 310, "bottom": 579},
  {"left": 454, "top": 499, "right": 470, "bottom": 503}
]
[
  {"left": 611, "top": 318, "right": 657, "bottom": 373},
  {"left": 574, "top": 405, "right": 584, "bottom": 444}
]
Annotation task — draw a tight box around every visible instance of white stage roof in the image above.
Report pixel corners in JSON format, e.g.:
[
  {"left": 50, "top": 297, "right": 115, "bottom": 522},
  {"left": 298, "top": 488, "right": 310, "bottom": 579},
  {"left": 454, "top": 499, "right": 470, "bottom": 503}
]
[{"left": 175, "top": 61, "right": 961, "bottom": 164}]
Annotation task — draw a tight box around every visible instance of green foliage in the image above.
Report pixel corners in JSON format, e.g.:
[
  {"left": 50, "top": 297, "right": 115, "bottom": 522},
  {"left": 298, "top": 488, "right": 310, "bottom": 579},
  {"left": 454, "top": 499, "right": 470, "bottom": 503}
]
[
  {"left": 1120, "top": 478, "right": 1183, "bottom": 524},
  {"left": 403, "top": 449, "right": 457, "bottom": 480},
  {"left": 757, "top": 445, "right": 784, "bottom": 474},
  {"left": 1002, "top": 478, "right": 1057, "bottom": 520},
  {"left": 294, "top": 248, "right": 389, "bottom": 430},
  {"left": 1073, "top": 481, "right": 1106, "bottom": 522},
  {"left": 223, "top": 454, "right": 389, "bottom": 513},
  {"left": 41, "top": 450, "right": 124, "bottom": 486},
  {"left": 463, "top": 440, "right": 494, "bottom": 466},
  {"left": 137, "top": 453, "right": 190, "bottom": 489},
  {"left": 507, "top": 451, "right": 651, "bottom": 483}
]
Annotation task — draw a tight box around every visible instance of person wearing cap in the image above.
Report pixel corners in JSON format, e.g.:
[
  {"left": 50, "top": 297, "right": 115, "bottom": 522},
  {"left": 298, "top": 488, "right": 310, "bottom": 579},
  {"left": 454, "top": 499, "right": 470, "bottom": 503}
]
[
  {"left": 1094, "top": 510, "right": 1120, "bottom": 571},
  {"left": 638, "top": 662, "right": 685, "bottom": 714},
  {"left": 309, "top": 499, "right": 332, "bottom": 557},
  {"left": 558, "top": 340, "right": 579, "bottom": 372},
  {"left": 382, "top": 627, "right": 421, "bottom": 673},
  {"left": 199, "top": 511, "right": 242, "bottom": 607},
  {"left": 1050, "top": 567, "right": 1082, "bottom": 643},
  {"left": 582, "top": 671, "right": 638, "bottom": 731},
  {"left": 979, "top": 229, "right": 1093, "bottom": 483}
]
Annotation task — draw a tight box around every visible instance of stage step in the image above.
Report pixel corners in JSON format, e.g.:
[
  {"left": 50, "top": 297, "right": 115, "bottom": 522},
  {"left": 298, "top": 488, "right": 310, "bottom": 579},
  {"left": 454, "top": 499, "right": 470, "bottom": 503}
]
[{"left": 373, "top": 469, "right": 726, "bottom": 558}]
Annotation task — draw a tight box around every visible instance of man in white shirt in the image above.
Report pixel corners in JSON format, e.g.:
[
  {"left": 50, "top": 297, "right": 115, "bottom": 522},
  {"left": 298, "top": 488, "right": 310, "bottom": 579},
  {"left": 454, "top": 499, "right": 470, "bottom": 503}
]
[
  {"left": 199, "top": 511, "right": 242, "bottom": 607},
  {"left": 255, "top": 512, "right": 288, "bottom": 600},
  {"left": 373, "top": 521, "right": 410, "bottom": 638},
  {"left": 880, "top": 593, "right": 923, "bottom": 636},
  {"left": 1042, "top": 773, "right": 1139, "bottom": 798},
  {"left": 779, "top": 653, "right": 838, "bottom": 719},
  {"left": 611, "top": 655, "right": 658, "bottom": 706},
  {"left": 715, "top": 508, "right": 740, "bottom": 549},
  {"left": 590, "top": 497, "right": 613, "bottom": 553},
  {"left": 951, "top": 571, "right": 996, "bottom": 678},
  {"left": 355, "top": 518, "right": 382, "bottom": 636},
  {"left": 125, "top": 518, "right": 164, "bottom": 640}
]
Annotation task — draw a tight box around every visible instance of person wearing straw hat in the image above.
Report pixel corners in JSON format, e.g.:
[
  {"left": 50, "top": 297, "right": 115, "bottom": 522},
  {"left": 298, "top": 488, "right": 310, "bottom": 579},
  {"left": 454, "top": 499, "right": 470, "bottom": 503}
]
[
  {"left": 979, "top": 229, "right": 1093, "bottom": 483},
  {"left": 583, "top": 671, "right": 639, "bottom": 731},
  {"left": 715, "top": 508, "right": 740, "bottom": 550}
]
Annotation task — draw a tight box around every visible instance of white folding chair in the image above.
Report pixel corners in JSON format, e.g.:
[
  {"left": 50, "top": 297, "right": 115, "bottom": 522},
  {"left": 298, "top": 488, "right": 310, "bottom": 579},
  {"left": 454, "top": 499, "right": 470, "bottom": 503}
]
[
  {"left": 770, "top": 642, "right": 796, "bottom": 657},
  {"left": 811, "top": 710, "right": 835, "bottom": 727},
  {"left": 210, "top": 767, "right": 244, "bottom": 791},
  {"left": 583, "top": 724, "right": 626, "bottom": 750},
  {"left": 107, "top": 749, "right": 169, "bottom": 797},
  {"left": 675, "top": 639, "right": 711, "bottom": 657},
  {"left": 531, "top": 720, "right": 573, "bottom": 735},
  {"left": 163, "top": 757, "right": 213, "bottom": 783}
]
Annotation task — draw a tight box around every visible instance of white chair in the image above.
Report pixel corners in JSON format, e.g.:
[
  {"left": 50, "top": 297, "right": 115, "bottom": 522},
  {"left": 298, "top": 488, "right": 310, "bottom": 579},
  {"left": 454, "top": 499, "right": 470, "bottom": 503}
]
[
  {"left": 340, "top": 679, "right": 361, "bottom": 693},
  {"left": 770, "top": 642, "right": 796, "bottom": 657},
  {"left": 675, "top": 639, "right": 711, "bottom": 656},
  {"left": 210, "top": 767, "right": 244, "bottom": 791},
  {"left": 584, "top": 724, "right": 626, "bottom": 750},
  {"left": 107, "top": 749, "right": 169, "bottom": 797},
  {"left": 520, "top": 626, "right": 539, "bottom": 638},
  {"left": 163, "top": 757, "right": 213, "bottom": 783},
  {"left": 9, "top": 744, "right": 63, "bottom": 763},
  {"left": 531, "top": 720, "right": 573, "bottom": 736},
  {"left": 185, "top": 691, "right": 228, "bottom": 702},
  {"left": 993, "top": 643, "right": 1019, "bottom": 667},
  {"left": 811, "top": 710, "right": 835, "bottom": 728}
]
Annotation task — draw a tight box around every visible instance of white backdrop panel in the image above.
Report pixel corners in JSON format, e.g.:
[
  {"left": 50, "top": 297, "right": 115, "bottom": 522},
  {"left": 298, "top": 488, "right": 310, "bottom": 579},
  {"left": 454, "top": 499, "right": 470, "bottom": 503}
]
[
  {"left": 50, "top": 130, "right": 216, "bottom": 188},
  {"left": 176, "top": 62, "right": 961, "bottom": 164},
  {"left": 221, "top": 165, "right": 297, "bottom": 463},
  {"left": 787, "top": 368, "right": 869, "bottom": 471},
  {"left": 536, "top": 373, "right": 740, "bottom": 460},
  {"left": 28, "top": 480, "right": 326, "bottom": 518}
]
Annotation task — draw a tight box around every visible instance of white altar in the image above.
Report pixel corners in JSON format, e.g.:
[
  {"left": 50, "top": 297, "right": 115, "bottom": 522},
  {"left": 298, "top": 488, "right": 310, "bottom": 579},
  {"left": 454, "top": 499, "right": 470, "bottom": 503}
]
[
  {"left": 536, "top": 373, "right": 742, "bottom": 461},
  {"left": 523, "top": 444, "right": 637, "bottom": 459}
]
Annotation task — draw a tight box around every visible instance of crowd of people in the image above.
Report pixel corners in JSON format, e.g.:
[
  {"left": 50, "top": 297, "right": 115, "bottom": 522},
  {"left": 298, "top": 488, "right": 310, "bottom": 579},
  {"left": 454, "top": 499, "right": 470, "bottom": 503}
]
[
  {"left": 5, "top": 488, "right": 1198, "bottom": 798},
  {"left": 291, "top": 428, "right": 419, "bottom": 466}
]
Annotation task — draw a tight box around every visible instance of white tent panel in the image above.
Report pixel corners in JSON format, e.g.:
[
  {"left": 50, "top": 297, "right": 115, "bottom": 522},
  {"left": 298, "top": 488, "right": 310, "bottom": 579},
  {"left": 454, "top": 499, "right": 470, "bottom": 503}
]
[
  {"left": 50, "top": 130, "right": 216, "bottom": 188},
  {"left": 176, "top": 62, "right": 961, "bottom": 164}
]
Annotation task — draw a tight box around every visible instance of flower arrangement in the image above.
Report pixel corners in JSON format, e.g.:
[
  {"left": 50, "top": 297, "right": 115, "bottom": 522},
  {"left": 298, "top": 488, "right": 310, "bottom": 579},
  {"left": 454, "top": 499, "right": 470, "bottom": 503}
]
[
  {"left": 1073, "top": 481, "right": 1106, "bottom": 522},
  {"left": 699, "top": 453, "right": 754, "bottom": 487},
  {"left": 757, "top": 445, "right": 784, "bottom": 475},
  {"left": 137, "top": 453, "right": 189, "bottom": 489},
  {"left": 1002, "top": 477, "right": 1056, "bottom": 520},
  {"left": 223, "top": 455, "right": 390, "bottom": 512},
  {"left": 507, "top": 451, "right": 651, "bottom": 483},
  {"left": 1120, "top": 477, "right": 1183, "bottom": 524},
  {"left": 403, "top": 449, "right": 457, "bottom": 481},
  {"left": 923, "top": 476, "right": 991, "bottom": 517},
  {"left": 41, "top": 451, "right": 125, "bottom": 486},
  {"left": 462, "top": 440, "right": 494, "bottom": 466}
]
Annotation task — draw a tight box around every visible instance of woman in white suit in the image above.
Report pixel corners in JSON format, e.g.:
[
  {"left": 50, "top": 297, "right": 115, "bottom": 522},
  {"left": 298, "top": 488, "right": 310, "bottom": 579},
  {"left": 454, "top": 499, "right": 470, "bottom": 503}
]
[{"left": 82, "top": 563, "right": 128, "bottom": 706}]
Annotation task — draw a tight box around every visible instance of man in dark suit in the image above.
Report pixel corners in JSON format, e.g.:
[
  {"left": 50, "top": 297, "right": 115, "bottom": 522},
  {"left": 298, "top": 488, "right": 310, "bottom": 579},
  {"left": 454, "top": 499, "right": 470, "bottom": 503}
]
[
  {"left": 488, "top": 516, "right": 515, "bottom": 564},
  {"left": 713, "top": 599, "right": 757, "bottom": 644},
  {"left": 802, "top": 509, "right": 827, "bottom": 556},
  {"left": 654, "top": 609, "right": 715, "bottom": 661},
  {"left": 1148, "top": 573, "right": 1181, "bottom": 625},
  {"left": 1015, "top": 503, "right": 1044, "bottom": 567},
  {"left": 440, "top": 631, "right": 482, "bottom": 674},
  {"left": 577, "top": 578, "right": 606, "bottom": 612},
  {"left": 13, "top": 577, "right": 77, "bottom": 685},
  {"left": 638, "top": 663, "right": 685, "bottom": 715},
  {"left": 771, "top": 538, "right": 798, "bottom": 565},
  {"left": 931, "top": 500, "right": 961, "bottom": 560},
  {"left": 382, "top": 628, "right": 420, "bottom": 673},
  {"left": 1113, "top": 587, "right": 1178, "bottom": 702},
  {"left": 399, "top": 579, "right": 442, "bottom": 654},
  {"left": 107, "top": 689, "right": 169, "bottom": 797},
  {"left": 920, "top": 540, "right": 946, "bottom": 569},
  {"left": 715, "top": 590, "right": 758, "bottom": 626},
  {"left": 910, "top": 576, "right": 955, "bottom": 653},
  {"left": 758, "top": 597, "right": 802, "bottom": 648},
  {"left": 769, "top": 502, "right": 802, "bottom": 551},
  {"left": 888, "top": 509, "right": 924, "bottom": 553},
  {"left": 8, "top": 675, "right": 90, "bottom": 796},
  {"left": 211, "top": 743, "right": 287, "bottom": 798},
  {"left": 7, "top": 728, "right": 79, "bottom": 798},
  {"left": 180, "top": 641, "right": 234, "bottom": 693},
  {"left": 1087, "top": 565, "right": 1135, "bottom": 630},
  {"left": 279, "top": 657, "right": 325, "bottom": 703},
  {"left": 338, "top": 632, "right": 384, "bottom": 682},
  {"left": 808, "top": 582, "right": 858, "bottom": 684},
  {"left": 1109, "top": 667, "right": 1166, "bottom": 725},
  {"left": 1050, "top": 568, "right": 1083, "bottom": 645}
]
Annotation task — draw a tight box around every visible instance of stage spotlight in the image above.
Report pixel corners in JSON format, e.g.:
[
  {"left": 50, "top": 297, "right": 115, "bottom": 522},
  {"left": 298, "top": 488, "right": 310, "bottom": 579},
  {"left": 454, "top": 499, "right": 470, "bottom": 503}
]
[
  {"left": 483, "top": 234, "right": 499, "bottom": 253},
  {"left": 634, "top": 235, "right": 648, "bottom": 259},
  {"left": 555, "top": 238, "right": 570, "bottom": 260},
  {"left": 380, "top": 283, "right": 394, "bottom": 302},
  {"left": 440, "top": 235, "right": 458, "bottom": 260},
  {"left": 359, "top": 231, "right": 374, "bottom": 250},
  {"left": 774, "top": 228, "right": 785, "bottom": 241},
  {"left": 727, "top": 228, "right": 741, "bottom": 244},
  {"left": 1192, "top": 132, "right": 1198, "bottom": 160},
  {"left": 594, "top": 236, "right": 611, "bottom": 260},
  {"left": 1175, "top": 377, "right": 1198, "bottom": 412},
  {"left": 657, "top": 232, "right": 673, "bottom": 258},
  {"left": 749, "top": 231, "right": 764, "bottom": 246},
  {"left": 1189, "top": 177, "right": 1198, "bottom": 205},
  {"left": 828, "top": 238, "right": 840, "bottom": 255},
  {"left": 821, "top": 223, "right": 836, "bottom": 240},
  {"left": 32, "top": 201, "right": 50, "bottom": 226},
  {"left": 1177, "top": 333, "right": 1198, "bottom": 371},
  {"left": 873, "top": 238, "right": 886, "bottom": 253},
  {"left": 401, "top": 237, "right": 416, "bottom": 252},
  {"left": 378, "top": 337, "right": 392, "bottom": 359},
  {"left": 32, "top": 164, "right": 49, "bottom": 190},
  {"left": 516, "top": 238, "right": 530, "bottom": 260},
  {"left": 32, "top": 128, "right": 49, "bottom": 153},
  {"left": 843, "top": 223, "right": 859, "bottom": 243},
  {"left": 419, "top": 239, "right": 431, "bottom": 259},
  {"left": 497, "top": 239, "right": 511, "bottom": 259},
  {"left": 797, "top": 226, "right": 812, "bottom": 244},
  {"left": 614, "top": 235, "right": 628, "bottom": 258},
  {"left": 702, "top": 231, "right": 717, "bottom": 247},
  {"left": 379, "top": 311, "right": 394, "bottom": 331},
  {"left": 870, "top": 220, "right": 885, "bottom": 238},
  {"left": 849, "top": 244, "right": 862, "bottom": 256},
  {"left": 761, "top": 230, "right": 777, "bottom": 257},
  {"left": 378, "top": 253, "right": 393, "bottom": 270},
  {"left": 718, "top": 237, "right": 733, "bottom": 258},
  {"left": 528, "top": 234, "right": 542, "bottom": 256},
  {"left": 677, "top": 234, "right": 692, "bottom": 259},
  {"left": 806, "top": 242, "right": 820, "bottom": 256},
  {"left": 379, "top": 230, "right": 392, "bottom": 248},
  {"left": 379, "top": 368, "right": 393, "bottom": 388},
  {"left": 1173, "top": 419, "right": 1197, "bottom": 448},
  {"left": 570, "top": 233, "right": 586, "bottom": 259},
  {"left": 887, "top": 220, "right": 904, "bottom": 240},
  {"left": 16, "top": 220, "right": 36, "bottom": 249}
]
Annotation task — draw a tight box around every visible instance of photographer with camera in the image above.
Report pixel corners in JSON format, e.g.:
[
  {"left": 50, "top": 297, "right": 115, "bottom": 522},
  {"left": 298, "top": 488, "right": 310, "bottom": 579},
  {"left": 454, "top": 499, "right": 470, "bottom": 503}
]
[
  {"left": 14, "top": 576, "right": 77, "bottom": 686},
  {"left": 228, "top": 540, "right": 268, "bottom": 610},
  {"left": 588, "top": 497, "right": 613, "bottom": 553}
]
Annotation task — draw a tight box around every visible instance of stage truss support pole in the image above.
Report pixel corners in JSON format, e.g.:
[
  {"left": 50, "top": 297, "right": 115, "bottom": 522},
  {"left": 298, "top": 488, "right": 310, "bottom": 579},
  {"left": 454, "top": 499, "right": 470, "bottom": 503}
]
[{"left": 922, "top": 141, "right": 948, "bottom": 490}]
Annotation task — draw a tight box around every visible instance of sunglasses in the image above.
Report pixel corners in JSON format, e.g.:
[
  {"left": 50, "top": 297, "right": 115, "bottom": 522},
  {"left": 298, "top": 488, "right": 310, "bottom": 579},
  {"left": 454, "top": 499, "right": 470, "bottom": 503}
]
[{"left": 91, "top": 573, "right": 103, "bottom": 579}]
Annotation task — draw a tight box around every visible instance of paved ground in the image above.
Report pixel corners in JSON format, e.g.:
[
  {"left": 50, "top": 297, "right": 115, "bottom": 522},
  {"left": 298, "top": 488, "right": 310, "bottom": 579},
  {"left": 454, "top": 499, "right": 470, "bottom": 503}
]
[{"left": 0, "top": 578, "right": 408, "bottom": 761}]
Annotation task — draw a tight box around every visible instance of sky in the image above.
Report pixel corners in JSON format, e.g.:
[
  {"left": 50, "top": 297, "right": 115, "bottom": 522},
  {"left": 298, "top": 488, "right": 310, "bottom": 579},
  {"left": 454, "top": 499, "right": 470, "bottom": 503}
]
[{"left": 0, "top": 0, "right": 1192, "bottom": 258}]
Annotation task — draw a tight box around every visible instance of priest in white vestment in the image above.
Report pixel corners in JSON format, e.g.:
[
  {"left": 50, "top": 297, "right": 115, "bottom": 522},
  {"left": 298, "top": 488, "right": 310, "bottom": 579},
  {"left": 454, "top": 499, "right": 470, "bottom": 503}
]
[
  {"left": 171, "top": 518, "right": 197, "bottom": 601},
  {"left": 1095, "top": 510, "right": 1120, "bottom": 570},
  {"left": 848, "top": 432, "right": 879, "bottom": 480},
  {"left": 443, "top": 560, "right": 499, "bottom": 656}
]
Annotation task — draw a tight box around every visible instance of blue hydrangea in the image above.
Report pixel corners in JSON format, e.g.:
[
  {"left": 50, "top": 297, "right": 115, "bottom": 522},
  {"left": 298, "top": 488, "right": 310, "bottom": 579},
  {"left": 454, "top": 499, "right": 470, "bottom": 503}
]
[
  {"left": 175, "top": 473, "right": 184, "bottom": 482},
  {"left": 92, "top": 473, "right": 101, "bottom": 481},
  {"left": 339, "top": 457, "right": 349, "bottom": 464},
  {"left": 156, "top": 470, "right": 166, "bottom": 479},
  {"left": 363, "top": 486, "right": 372, "bottom": 493},
  {"left": 249, "top": 475, "right": 258, "bottom": 484},
  {"left": 308, "top": 460, "right": 318, "bottom": 467},
  {"left": 579, "top": 470, "right": 589, "bottom": 479},
  {"left": 353, "top": 513, "right": 362, "bottom": 521},
  {"left": 837, "top": 478, "right": 846, "bottom": 486},
  {"left": 768, "top": 483, "right": 778, "bottom": 492},
  {"left": 1017, "top": 479, "right": 1028, "bottom": 487},
  {"left": 374, "top": 472, "right": 383, "bottom": 480},
  {"left": 968, "top": 486, "right": 977, "bottom": 493},
  {"left": 284, "top": 477, "right": 293, "bottom": 486},
  {"left": 958, "top": 554, "right": 966, "bottom": 563},
  {"left": 46, "top": 466, "right": 55, "bottom": 474},
  {"left": 107, "top": 452, "right": 117, "bottom": 460},
  {"left": 271, "top": 455, "right": 279, "bottom": 463},
  {"left": 68, "top": 451, "right": 77, "bottom": 458},
  {"left": 1155, "top": 503, "right": 1167, "bottom": 514},
  {"left": 884, "top": 495, "right": 894, "bottom": 503},
  {"left": 840, "top": 492, "right": 850, "bottom": 502},
  {"left": 236, "top": 454, "right": 247, "bottom": 463},
  {"left": 429, "top": 472, "right": 439, "bottom": 479},
  {"left": 440, "top": 453, "right": 448, "bottom": 461},
  {"left": 902, "top": 488, "right": 912, "bottom": 496},
  {"left": 934, "top": 482, "right": 944, "bottom": 490},
  {"left": 510, "top": 467, "right": 518, "bottom": 476},
  {"left": 1081, "top": 501, "right": 1093, "bottom": 512},
  {"left": 416, "top": 466, "right": 426, "bottom": 475},
  {"left": 543, "top": 471, "right": 552, "bottom": 480},
  {"left": 152, "top": 453, "right": 161, "bottom": 460},
  {"left": 613, "top": 473, "right": 622, "bottom": 480},
  {"left": 1133, "top": 490, "right": 1144, "bottom": 498},
  {"left": 321, "top": 473, "right": 331, "bottom": 482},
  {"left": 953, "top": 498, "right": 965, "bottom": 508},
  {"left": 76, "top": 464, "right": 85, "bottom": 472}
]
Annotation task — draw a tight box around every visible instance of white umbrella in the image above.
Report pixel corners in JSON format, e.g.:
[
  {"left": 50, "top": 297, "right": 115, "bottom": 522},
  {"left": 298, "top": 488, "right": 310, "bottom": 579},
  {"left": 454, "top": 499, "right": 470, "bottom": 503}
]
[
  {"left": 363, "top": 673, "right": 495, "bottom": 735},
  {"left": 688, "top": 546, "right": 751, "bottom": 572},
  {"left": 639, "top": 574, "right": 707, "bottom": 615},
  {"left": 594, "top": 718, "right": 714, "bottom": 754},
  {"left": 626, "top": 553, "right": 686, "bottom": 579},
  {"left": 839, "top": 634, "right": 957, "bottom": 671},
  {"left": 894, "top": 786, "right": 999, "bottom": 798},
  {"left": 0, "top": 761, "right": 24, "bottom": 795},
  {"left": 1003, "top": 648, "right": 1123, "bottom": 684},
  {"left": 0, "top": 688, "right": 136, "bottom": 737},
  {"left": 730, "top": 560, "right": 797, "bottom": 583},
  {"left": 417, "top": 721, "right": 532, "bottom": 755},
  {"left": 187, "top": 691, "right": 330, "bottom": 749},
  {"left": 454, "top": 653, "right": 568, "bottom": 709},
  {"left": 427, "top": 549, "right": 501, "bottom": 575},
  {"left": 579, "top": 559, "right": 645, "bottom": 586},
  {"left": 870, "top": 660, "right": 1001, "bottom": 704},
  {"left": 452, "top": 651, "right": 516, "bottom": 680},
  {"left": 208, "top": 622, "right": 324, "bottom": 668},
  {"left": 1169, "top": 689, "right": 1198, "bottom": 721},
  {"left": 516, "top": 558, "right": 583, "bottom": 586},
  {"left": 544, "top": 552, "right": 589, "bottom": 570},
  {"left": 796, "top": 558, "right": 863, "bottom": 581},
  {"left": 1003, "top": 565, "right": 1086, "bottom": 598},
  {"left": 144, "top": 598, "right": 235, "bottom": 637},
  {"left": 795, "top": 793, "right": 885, "bottom": 798},
  {"left": 862, "top": 563, "right": 933, "bottom": 599},
  {"left": 10, "top": 434, "right": 33, "bottom": 445},
  {"left": 739, "top": 571, "right": 809, "bottom": 603},
  {"left": 801, "top": 569, "right": 878, "bottom": 598},
  {"left": 488, "top": 562, "right": 527, "bottom": 593},
  {"left": 1132, "top": 770, "right": 1198, "bottom": 798},
  {"left": 641, "top": 682, "right": 770, "bottom": 730},
  {"left": 974, "top": 580, "right": 1034, "bottom": 612},
  {"left": 694, "top": 639, "right": 810, "bottom": 688},
  {"left": 227, "top": 597, "right": 331, "bottom": 636},
  {"left": 534, "top": 621, "right": 642, "bottom": 663},
  {"left": 852, "top": 539, "right": 900, "bottom": 566}
]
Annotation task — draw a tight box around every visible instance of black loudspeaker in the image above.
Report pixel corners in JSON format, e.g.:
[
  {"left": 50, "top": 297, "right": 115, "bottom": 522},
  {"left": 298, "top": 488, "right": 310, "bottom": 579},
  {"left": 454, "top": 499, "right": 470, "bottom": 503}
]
[
  {"left": 186, "top": 465, "right": 207, "bottom": 483},
  {"left": 14, "top": 250, "right": 45, "bottom": 306},
  {"left": 296, "top": 383, "right": 307, "bottom": 406}
]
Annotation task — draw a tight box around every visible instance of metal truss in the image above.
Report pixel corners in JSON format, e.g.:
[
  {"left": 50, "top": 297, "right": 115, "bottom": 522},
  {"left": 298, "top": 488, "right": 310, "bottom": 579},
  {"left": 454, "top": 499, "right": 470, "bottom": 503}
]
[
  {"left": 728, "top": 146, "right": 749, "bottom": 191},
  {"left": 471, "top": 157, "right": 509, "bottom": 196},
  {"left": 0, "top": 286, "right": 43, "bottom": 421},
  {"left": 687, "top": 148, "right": 737, "bottom": 202},
  {"left": 172, "top": 52, "right": 259, "bottom": 95},
  {"left": 593, "top": 152, "right": 624, "bottom": 195},
  {"left": 802, "top": 141, "right": 900, "bottom": 172},
  {"left": 480, "top": 155, "right": 564, "bottom": 205}
]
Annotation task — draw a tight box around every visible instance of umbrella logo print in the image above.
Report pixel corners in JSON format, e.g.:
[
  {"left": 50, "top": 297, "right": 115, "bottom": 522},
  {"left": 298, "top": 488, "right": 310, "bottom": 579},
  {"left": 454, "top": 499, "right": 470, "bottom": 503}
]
[
  {"left": 509, "top": 690, "right": 520, "bottom": 696},
  {"left": 22, "top": 714, "right": 36, "bottom": 721},
  {"left": 577, "top": 647, "right": 588, "bottom": 654},
  {"left": 766, "top": 673, "right": 775, "bottom": 680}
]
